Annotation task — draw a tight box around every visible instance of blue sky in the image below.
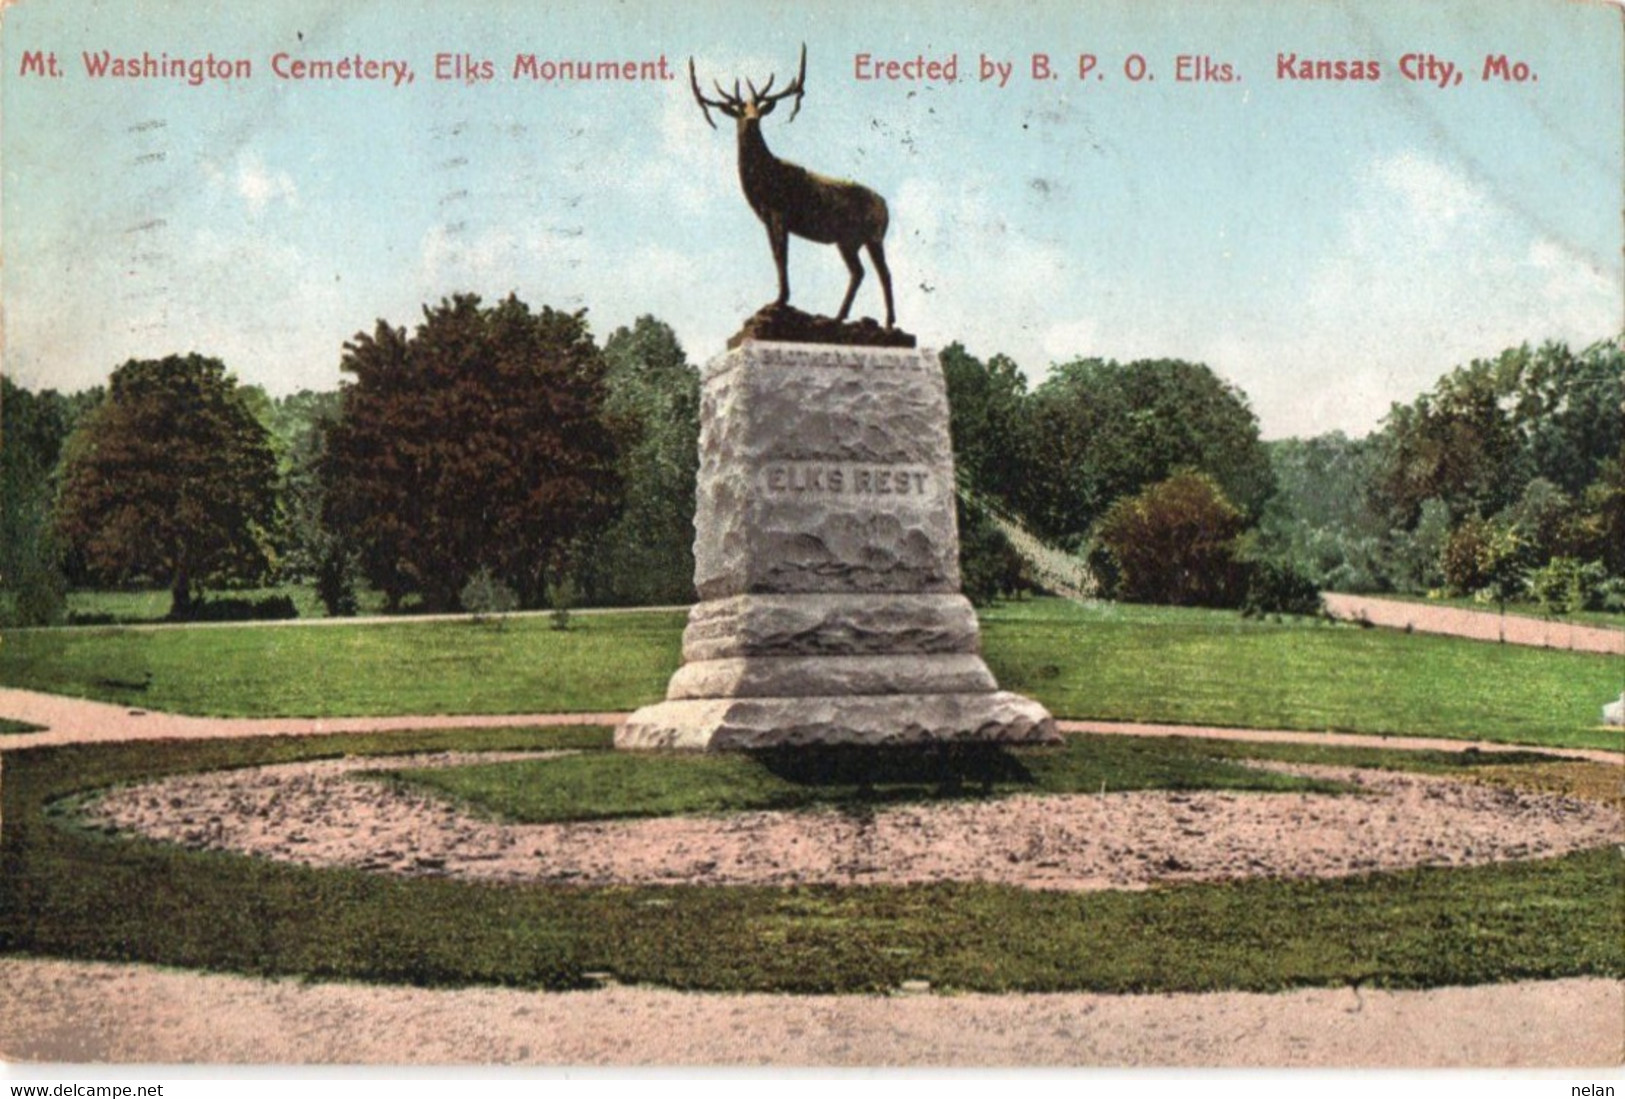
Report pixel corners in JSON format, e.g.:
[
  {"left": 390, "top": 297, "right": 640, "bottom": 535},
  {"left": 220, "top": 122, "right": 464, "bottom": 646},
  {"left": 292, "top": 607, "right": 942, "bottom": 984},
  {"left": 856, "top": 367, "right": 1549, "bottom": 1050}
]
[{"left": 3, "top": 0, "right": 1619, "bottom": 438}]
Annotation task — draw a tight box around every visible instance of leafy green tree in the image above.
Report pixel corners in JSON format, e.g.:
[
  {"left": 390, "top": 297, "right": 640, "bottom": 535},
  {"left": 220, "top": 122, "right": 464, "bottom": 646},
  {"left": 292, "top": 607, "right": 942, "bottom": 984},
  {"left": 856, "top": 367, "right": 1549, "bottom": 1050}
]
[
  {"left": 1095, "top": 470, "right": 1249, "bottom": 607},
  {"left": 1503, "top": 340, "right": 1624, "bottom": 496},
  {"left": 585, "top": 316, "right": 701, "bottom": 605},
  {"left": 54, "top": 355, "right": 279, "bottom": 617},
  {"left": 266, "top": 389, "right": 344, "bottom": 581},
  {"left": 1254, "top": 432, "right": 1390, "bottom": 590},
  {"left": 1024, "top": 357, "right": 1274, "bottom": 546},
  {"left": 1372, "top": 362, "right": 1526, "bottom": 530},
  {"left": 0, "top": 379, "right": 94, "bottom": 624},
  {"left": 1575, "top": 451, "right": 1625, "bottom": 576},
  {"left": 940, "top": 343, "right": 1034, "bottom": 505},
  {"left": 1370, "top": 339, "right": 1621, "bottom": 533},
  {"left": 321, "top": 294, "right": 620, "bottom": 612}
]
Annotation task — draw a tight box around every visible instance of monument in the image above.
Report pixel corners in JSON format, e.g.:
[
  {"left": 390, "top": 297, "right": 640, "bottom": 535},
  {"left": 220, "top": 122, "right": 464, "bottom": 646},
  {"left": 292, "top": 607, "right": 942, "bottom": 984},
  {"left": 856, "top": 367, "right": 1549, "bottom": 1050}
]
[{"left": 614, "top": 48, "right": 1057, "bottom": 751}]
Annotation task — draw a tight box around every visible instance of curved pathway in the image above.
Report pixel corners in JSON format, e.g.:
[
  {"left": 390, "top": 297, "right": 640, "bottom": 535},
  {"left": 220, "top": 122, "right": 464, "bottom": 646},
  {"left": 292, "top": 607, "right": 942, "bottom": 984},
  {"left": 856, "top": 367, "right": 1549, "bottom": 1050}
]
[
  {"left": 1323, "top": 592, "right": 1625, "bottom": 655},
  {"left": 1, "top": 688, "right": 1617, "bottom": 762},
  {"left": 0, "top": 957, "right": 1616, "bottom": 1067}
]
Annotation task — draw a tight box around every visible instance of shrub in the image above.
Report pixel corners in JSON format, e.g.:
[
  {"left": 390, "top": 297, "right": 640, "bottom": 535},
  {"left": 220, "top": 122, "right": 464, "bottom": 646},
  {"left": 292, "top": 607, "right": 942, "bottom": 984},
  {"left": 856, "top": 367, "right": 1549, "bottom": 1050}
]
[
  {"left": 958, "top": 504, "right": 1026, "bottom": 606},
  {"left": 548, "top": 572, "right": 577, "bottom": 631},
  {"left": 1241, "top": 560, "right": 1324, "bottom": 618},
  {"left": 315, "top": 542, "right": 360, "bottom": 618},
  {"left": 1441, "top": 517, "right": 1524, "bottom": 606},
  {"left": 1527, "top": 557, "right": 1605, "bottom": 618},
  {"left": 9, "top": 558, "right": 67, "bottom": 627},
  {"left": 171, "top": 595, "right": 298, "bottom": 622},
  {"left": 1095, "top": 471, "right": 1249, "bottom": 607},
  {"left": 462, "top": 567, "right": 519, "bottom": 626}
]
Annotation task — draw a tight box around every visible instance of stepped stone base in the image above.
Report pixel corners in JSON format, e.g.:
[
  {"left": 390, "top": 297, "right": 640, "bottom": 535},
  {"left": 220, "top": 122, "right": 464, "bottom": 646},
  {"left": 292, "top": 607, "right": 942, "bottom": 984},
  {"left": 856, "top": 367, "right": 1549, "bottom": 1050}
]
[
  {"left": 615, "top": 342, "right": 1057, "bottom": 752},
  {"left": 614, "top": 692, "right": 1057, "bottom": 751}
]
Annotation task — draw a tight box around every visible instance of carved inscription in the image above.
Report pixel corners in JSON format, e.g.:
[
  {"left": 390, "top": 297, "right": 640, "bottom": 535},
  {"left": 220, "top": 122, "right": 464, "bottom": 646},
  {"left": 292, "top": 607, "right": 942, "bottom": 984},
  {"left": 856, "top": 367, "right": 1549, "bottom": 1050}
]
[
  {"left": 759, "top": 461, "right": 935, "bottom": 501},
  {"left": 752, "top": 346, "right": 926, "bottom": 372}
]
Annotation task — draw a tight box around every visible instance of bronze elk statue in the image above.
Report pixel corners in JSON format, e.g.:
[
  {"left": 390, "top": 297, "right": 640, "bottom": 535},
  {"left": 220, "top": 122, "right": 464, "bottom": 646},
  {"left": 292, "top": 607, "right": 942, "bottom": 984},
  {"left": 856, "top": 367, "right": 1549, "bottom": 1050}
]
[{"left": 690, "top": 45, "right": 897, "bottom": 329}]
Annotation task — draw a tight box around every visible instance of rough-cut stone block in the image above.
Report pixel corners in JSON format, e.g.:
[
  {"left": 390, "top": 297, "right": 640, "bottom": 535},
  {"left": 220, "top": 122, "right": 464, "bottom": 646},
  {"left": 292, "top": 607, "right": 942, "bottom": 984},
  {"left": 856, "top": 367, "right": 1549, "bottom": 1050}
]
[
  {"left": 614, "top": 692, "right": 1058, "bottom": 751},
  {"left": 666, "top": 654, "right": 997, "bottom": 700},
  {"left": 693, "top": 343, "right": 962, "bottom": 599},
  {"left": 616, "top": 340, "right": 1058, "bottom": 752},
  {"left": 681, "top": 592, "right": 982, "bottom": 661}
]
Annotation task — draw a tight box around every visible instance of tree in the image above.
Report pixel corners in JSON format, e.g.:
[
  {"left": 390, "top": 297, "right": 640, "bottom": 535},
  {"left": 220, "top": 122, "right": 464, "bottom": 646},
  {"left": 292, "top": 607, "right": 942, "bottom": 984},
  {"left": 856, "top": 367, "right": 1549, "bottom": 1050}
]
[
  {"left": 1503, "top": 340, "right": 1624, "bottom": 496},
  {"left": 1024, "top": 357, "right": 1274, "bottom": 546},
  {"left": 940, "top": 343, "right": 1034, "bottom": 504},
  {"left": 55, "top": 355, "right": 279, "bottom": 616},
  {"left": 585, "top": 316, "right": 701, "bottom": 605},
  {"left": 267, "top": 389, "right": 345, "bottom": 582},
  {"left": 1253, "top": 432, "right": 1390, "bottom": 590},
  {"left": 1095, "top": 470, "right": 1249, "bottom": 607},
  {"left": 1369, "top": 340, "right": 1623, "bottom": 532},
  {"left": 0, "top": 379, "right": 95, "bottom": 624},
  {"left": 321, "top": 294, "right": 621, "bottom": 612}
]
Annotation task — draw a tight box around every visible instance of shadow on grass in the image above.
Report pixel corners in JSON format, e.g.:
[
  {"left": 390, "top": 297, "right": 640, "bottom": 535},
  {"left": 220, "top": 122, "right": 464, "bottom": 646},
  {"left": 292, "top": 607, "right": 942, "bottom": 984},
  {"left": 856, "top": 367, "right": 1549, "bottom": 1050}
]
[{"left": 750, "top": 743, "right": 1037, "bottom": 803}]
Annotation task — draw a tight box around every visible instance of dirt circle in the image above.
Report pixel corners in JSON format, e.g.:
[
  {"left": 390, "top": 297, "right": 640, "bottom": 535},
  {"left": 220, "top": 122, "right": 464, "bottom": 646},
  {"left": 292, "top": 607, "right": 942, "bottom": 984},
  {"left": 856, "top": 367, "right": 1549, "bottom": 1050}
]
[{"left": 82, "top": 750, "right": 1623, "bottom": 890}]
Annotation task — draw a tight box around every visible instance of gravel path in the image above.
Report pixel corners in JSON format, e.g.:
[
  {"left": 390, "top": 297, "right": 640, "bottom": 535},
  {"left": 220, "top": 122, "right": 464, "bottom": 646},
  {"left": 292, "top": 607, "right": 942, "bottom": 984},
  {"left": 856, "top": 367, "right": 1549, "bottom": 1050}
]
[
  {"left": 3, "top": 686, "right": 1617, "bottom": 762},
  {"left": 83, "top": 752, "right": 1622, "bottom": 890},
  {"left": 1, "top": 957, "right": 1617, "bottom": 1067},
  {"left": 1322, "top": 592, "right": 1625, "bottom": 654}
]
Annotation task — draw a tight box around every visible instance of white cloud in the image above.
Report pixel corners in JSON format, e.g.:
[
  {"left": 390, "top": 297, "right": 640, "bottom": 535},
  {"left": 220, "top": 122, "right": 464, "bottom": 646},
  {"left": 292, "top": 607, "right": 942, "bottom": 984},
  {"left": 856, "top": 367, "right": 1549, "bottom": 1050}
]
[
  {"left": 888, "top": 175, "right": 1094, "bottom": 364},
  {"left": 234, "top": 152, "right": 298, "bottom": 215},
  {"left": 1203, "top": 149, "right": 1622, "bottom": 438}
]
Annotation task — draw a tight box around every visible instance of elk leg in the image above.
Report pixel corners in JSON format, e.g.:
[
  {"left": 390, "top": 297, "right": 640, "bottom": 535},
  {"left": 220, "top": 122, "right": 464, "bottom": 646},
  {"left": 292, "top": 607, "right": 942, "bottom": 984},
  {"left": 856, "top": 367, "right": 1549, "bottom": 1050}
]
[
  {"left": 768, "top": 222, "right": 790, "bottom": 307},
  {"left": 866, "top": 239, "right": 896, "bottom": 328},
  {"left": 835, "top": 241, "right": 864, "bottom": 322}
]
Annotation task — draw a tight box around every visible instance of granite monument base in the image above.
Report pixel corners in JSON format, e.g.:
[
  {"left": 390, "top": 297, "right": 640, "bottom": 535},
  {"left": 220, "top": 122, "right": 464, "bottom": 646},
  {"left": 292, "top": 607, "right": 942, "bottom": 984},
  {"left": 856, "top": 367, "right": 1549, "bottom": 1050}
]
[{"left": 614, "top": 341, "right": 1058, "bottom": 752}]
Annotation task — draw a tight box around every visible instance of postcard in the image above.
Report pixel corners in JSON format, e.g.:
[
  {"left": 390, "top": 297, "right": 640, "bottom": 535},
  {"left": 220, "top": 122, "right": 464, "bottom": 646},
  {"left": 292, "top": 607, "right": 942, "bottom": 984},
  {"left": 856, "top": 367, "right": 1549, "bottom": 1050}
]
[{"left": 0, "top": 0, "right": 1620, "bottom": 1084}]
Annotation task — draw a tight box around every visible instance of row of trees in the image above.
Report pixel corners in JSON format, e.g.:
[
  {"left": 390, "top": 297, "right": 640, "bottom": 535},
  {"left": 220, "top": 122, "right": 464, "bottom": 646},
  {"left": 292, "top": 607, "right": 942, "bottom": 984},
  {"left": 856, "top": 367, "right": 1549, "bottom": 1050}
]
[
  {"left": 3, "top": 290, "right": 1618, "bottom": 623},
  {"left": 940, "top": 345, "right": 1290, "bottom": 608},
  {"left": 940, "top": 337, "right": 1621, "bottom": 614},
  {"left": 2, "top": 296, "right": 701, "bottom": 621},
  {"left": 1257, "top": 340, "right": 1624, "bottom": 615}
]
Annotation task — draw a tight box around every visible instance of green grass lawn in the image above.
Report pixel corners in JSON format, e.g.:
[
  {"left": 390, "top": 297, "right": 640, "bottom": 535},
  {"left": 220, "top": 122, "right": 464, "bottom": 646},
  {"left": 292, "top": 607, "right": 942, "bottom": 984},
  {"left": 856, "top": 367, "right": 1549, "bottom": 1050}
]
[
  {"left": 981, "top": 600, "right": 1625, "bottom": 751},
  {"left": 379, "top": 733, "right": 1350, "bottom": 824},
  {"left": 0, "top": 611, "right": 685, "bottom": 717},
  {"left": 3, "top": 730, "right": 1615, "bottom": 994},
  {"left": 0, "top": 599, "right": 1619, "bottom": 750}
]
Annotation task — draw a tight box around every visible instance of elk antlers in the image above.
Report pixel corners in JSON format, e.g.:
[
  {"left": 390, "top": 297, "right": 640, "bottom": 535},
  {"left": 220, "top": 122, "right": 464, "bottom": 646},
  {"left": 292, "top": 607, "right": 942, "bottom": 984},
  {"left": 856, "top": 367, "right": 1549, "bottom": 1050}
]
[{"left": 689, "top": 43, "right": 806, "bottom": 127}]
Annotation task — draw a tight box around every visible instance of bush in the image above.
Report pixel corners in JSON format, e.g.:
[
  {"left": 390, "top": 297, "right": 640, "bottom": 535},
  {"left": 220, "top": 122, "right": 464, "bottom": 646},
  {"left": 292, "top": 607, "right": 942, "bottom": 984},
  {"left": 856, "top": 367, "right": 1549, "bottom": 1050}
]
[
  {"left": 315, "top": 542, "right": 360, "bottom": 618},
  {"left": 1526, "top": 557, "right": 1605, "bottom": 618},
  {"left": 9, "top": 558, "right": 67, "bottom": 627},
  {"left": 958, "top": 504, "right": 1026, "bottom": 606},
  {"left": 1241, "top": 560, "right": 1324, "bottom": 618},
  {"left": 170, "top": 594, "right": 298, "bottom": 622},
  {"left": 1095, "top": 471, "right": 1249, "bottom": 607},
  {"left": 548, "top": 572, "right": 577, "bottom": 631},
  {"left": 1441, "top": 517, "right": 1524, "bottom": 606},
  {"left": 462, "top": 567, "right": 519, "bottom": 626}
]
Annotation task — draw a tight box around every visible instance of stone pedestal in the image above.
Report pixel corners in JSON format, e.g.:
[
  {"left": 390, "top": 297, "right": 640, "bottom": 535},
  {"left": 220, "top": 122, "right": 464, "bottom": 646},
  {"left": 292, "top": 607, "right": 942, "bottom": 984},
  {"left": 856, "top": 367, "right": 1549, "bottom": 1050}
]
[{"left": 614, "top": 341, "right": 1057, "bottom": 751}]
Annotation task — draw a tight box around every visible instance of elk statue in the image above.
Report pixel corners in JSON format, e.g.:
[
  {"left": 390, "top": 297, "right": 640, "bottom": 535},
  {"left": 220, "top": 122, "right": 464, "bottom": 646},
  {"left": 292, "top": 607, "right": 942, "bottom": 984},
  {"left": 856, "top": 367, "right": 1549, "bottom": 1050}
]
[{"left": 690, "top": 45, "right": 897, "bottom": 329}]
